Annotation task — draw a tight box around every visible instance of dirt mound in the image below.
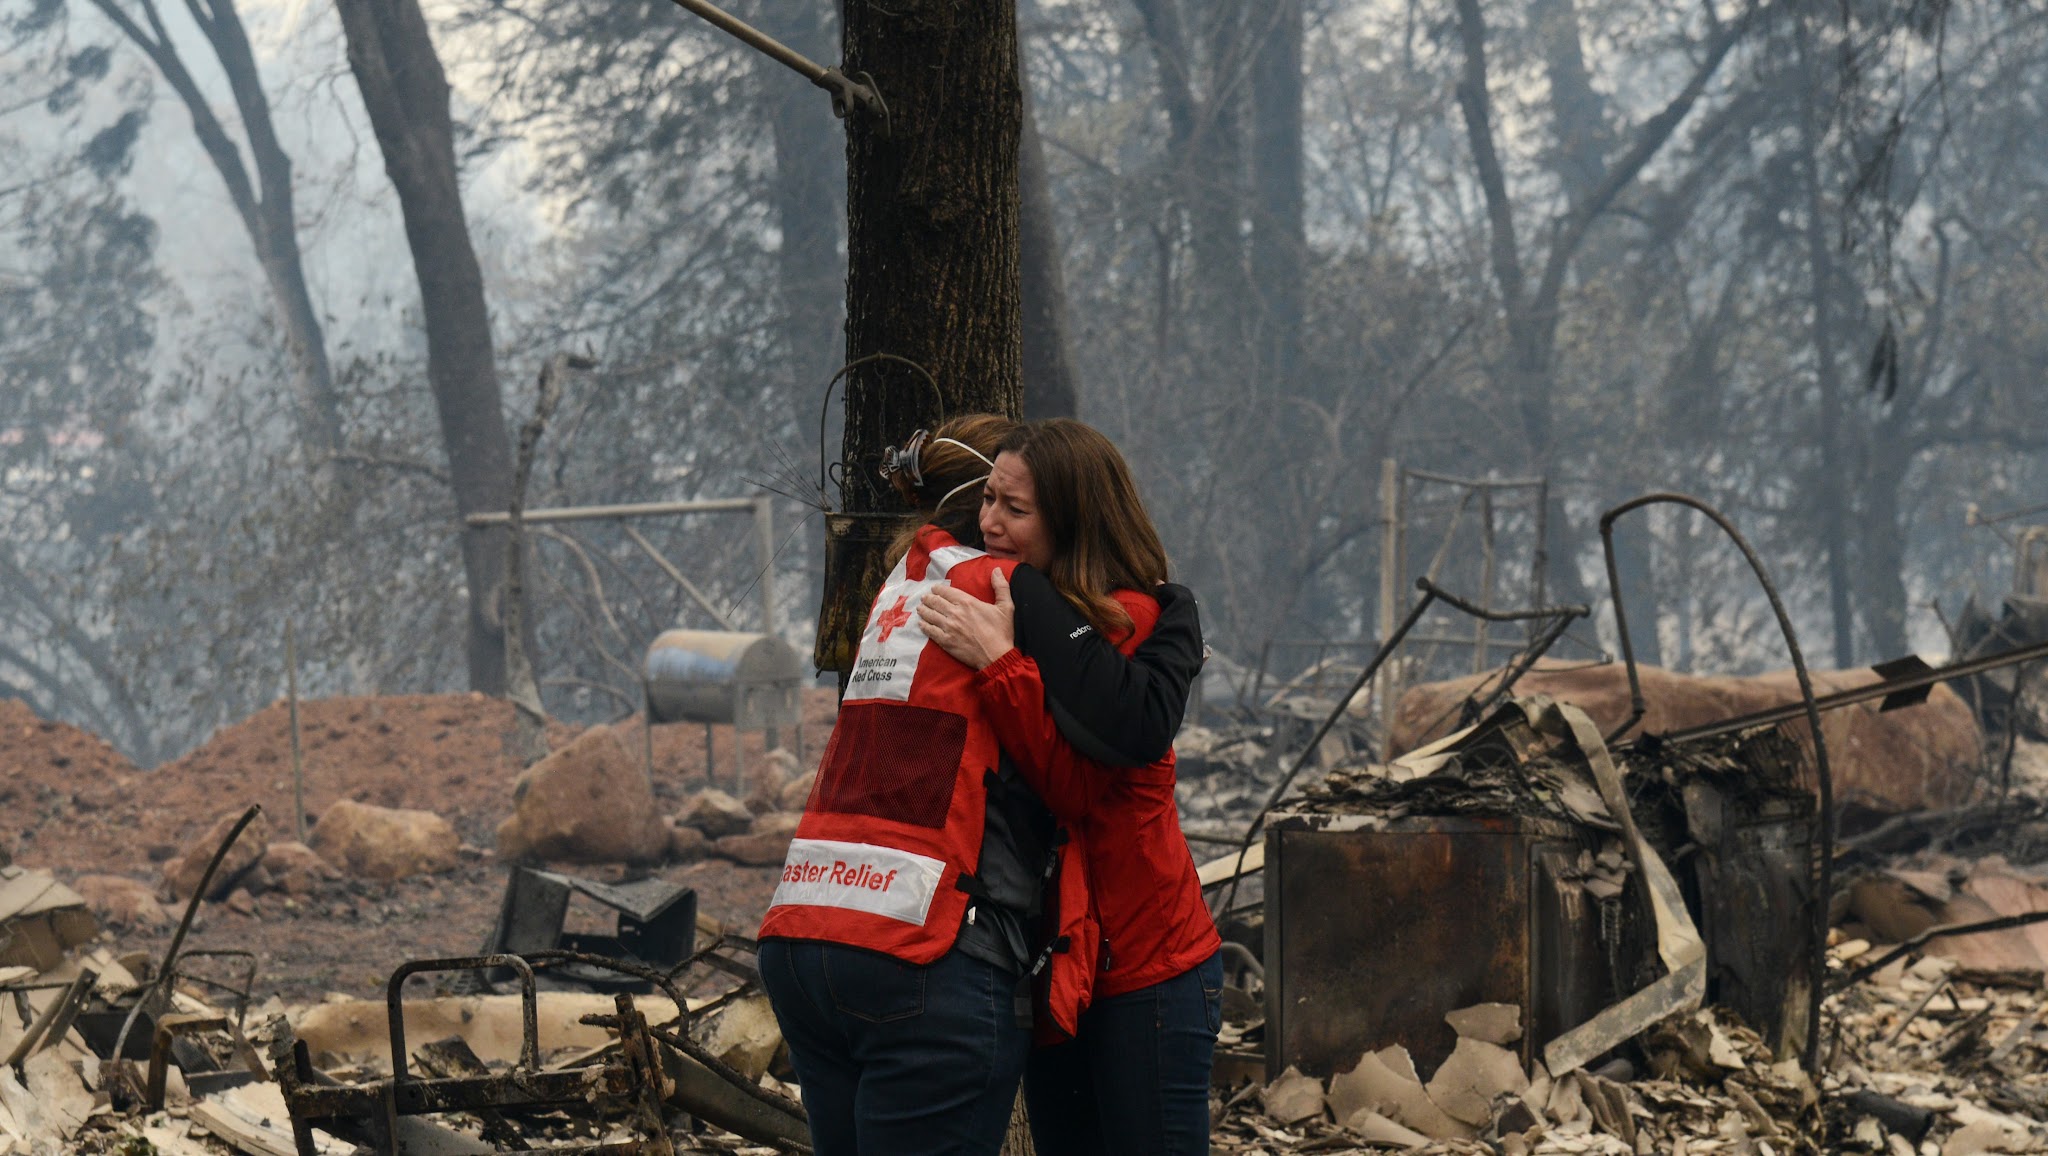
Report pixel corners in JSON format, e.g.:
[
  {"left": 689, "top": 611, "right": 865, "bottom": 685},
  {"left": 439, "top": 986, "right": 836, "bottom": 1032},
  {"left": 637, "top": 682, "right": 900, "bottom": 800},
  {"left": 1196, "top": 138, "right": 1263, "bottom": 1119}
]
[
  {"left": 0, "top": 697, "right": 143, "bottom": 865},
  {"left": 0, "top": 691, "right": 835, "bottom": 1003}
]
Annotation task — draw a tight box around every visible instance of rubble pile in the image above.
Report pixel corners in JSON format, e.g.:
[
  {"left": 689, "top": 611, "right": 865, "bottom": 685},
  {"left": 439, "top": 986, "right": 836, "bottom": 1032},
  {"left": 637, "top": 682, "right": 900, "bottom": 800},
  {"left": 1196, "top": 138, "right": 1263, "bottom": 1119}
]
[
  {"left": 0, "top": 861, "right": 804, "bottom": 1155},
  {"left": 1213, "top": 1003, "right": 1830, "bottom": 1155},
  {"left": 1214, "top": 970, "right": 2048, "bottom": 1155},
  {"left": 1390, "top": 661, "right": 1986, "bottom": 818}
]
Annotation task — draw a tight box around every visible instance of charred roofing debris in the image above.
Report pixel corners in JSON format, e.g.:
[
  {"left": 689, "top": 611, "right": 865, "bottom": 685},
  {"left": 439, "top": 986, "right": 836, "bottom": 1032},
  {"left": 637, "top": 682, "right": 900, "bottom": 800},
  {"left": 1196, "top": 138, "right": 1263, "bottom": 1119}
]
[{"left": 7, "top": 494, "right": 2048, "bottom": 1154}]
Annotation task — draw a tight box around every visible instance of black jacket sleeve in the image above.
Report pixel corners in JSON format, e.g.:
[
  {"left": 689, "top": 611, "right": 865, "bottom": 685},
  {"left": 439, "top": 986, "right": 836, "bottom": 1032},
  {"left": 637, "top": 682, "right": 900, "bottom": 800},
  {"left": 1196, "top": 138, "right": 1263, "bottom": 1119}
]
[{"left": 1004, "top": 565, "right": 1205, "bottom": 768}]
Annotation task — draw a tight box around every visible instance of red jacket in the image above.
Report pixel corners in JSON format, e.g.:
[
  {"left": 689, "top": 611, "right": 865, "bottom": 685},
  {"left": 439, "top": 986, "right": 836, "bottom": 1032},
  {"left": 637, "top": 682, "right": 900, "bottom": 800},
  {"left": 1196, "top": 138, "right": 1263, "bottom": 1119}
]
[
  {"left": 758, "top": 527, "right": 1017, "bottom": 964},
  {"left": 975, "top": 589, "right": 1221, "bottom": 999}
]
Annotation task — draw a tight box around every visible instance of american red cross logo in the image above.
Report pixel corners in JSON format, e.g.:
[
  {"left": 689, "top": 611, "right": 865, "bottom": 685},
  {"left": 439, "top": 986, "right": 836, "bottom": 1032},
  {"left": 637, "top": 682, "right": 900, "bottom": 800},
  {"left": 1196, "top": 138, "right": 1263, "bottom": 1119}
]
[{"left": 876, "top": 595, "right": 912, "bottom": 642}]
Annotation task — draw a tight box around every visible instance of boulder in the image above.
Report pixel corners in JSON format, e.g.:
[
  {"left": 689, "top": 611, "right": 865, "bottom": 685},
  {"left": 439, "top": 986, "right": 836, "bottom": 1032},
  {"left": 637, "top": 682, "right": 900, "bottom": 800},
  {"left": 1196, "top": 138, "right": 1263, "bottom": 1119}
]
[
  {"left": 312, "top": 800, "right": 459, "bottom": 882},
  {"left": 495, "top": 726, "right": 668, "bottom": 864},
  {"left": 778, "top": 770, "right": 818, "bottom": 813},
  {"left": 750, "top": 811, "right": 802, "bottom": 838},
  {"left": 744, "top": 749, "right": 802, "bottom": 814},
  {"left": 261, "top": 842, "right": 340, "bottom": 897},
  {"left": 72, "top": 874, "right": 166, "bottom": 929},
  {"left": 678, "top": 789, "right": 756, "bottom": 839},
  {"left": 165, "top": 810, "right": 272, "bottom": 900},
  {"left": 667, "top": 822, "right": 711, "bottom": 863}
]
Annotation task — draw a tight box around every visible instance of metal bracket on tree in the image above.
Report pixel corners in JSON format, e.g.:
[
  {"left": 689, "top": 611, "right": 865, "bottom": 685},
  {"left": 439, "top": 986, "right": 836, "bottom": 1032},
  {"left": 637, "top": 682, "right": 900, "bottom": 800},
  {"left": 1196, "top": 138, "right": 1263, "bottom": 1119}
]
[{"left": 665, "top": 0, "right": 888, "bottom": 129}]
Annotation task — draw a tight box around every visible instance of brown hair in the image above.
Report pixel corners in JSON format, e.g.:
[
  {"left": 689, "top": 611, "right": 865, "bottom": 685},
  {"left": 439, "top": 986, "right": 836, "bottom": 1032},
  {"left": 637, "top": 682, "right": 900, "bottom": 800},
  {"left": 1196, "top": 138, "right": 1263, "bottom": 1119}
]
[
  {"left": 884, "top": 413, "right": 1017, "bottom": 566},
  {"left": 999, "top": 419, "right": 1168, "bottom": 637}
]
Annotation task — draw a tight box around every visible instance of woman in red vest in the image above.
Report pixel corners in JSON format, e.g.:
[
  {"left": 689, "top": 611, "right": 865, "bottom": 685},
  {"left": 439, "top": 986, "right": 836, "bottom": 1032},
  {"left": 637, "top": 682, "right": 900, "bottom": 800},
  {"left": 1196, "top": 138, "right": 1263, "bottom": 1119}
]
[
  {"left": 757, "top": 415, "right": 1205, "bottom": 1156},
  {"left": 918, "top": 418, "right": 1223, "bottom": 1156}
]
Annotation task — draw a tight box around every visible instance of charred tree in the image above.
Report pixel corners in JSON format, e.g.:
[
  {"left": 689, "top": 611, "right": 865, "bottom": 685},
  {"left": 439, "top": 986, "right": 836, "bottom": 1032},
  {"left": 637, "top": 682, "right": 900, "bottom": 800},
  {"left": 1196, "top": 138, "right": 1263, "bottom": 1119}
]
[
  {"left": 817, "top": 0, "right": 1024, "bottom": 672},
  {"left": 840, "top": 1, "right": 1022, "bottom": 432},
  {"left": 333, "top": 0, "right": 521, "bottom": 693}
]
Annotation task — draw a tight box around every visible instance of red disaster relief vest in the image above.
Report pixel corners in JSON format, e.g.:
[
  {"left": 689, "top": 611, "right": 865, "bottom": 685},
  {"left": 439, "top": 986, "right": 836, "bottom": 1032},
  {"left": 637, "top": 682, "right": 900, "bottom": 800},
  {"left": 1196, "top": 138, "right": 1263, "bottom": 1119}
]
[{"left": 758, "top": 525, "right": 1019, "bottom": 964}]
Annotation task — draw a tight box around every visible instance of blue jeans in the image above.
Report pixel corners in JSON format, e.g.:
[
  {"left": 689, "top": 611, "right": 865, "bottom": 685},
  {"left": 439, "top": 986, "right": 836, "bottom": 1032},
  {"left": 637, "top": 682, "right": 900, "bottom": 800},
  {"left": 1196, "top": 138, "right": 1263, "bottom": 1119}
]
[
  {"left": 1024, "top": 951, "right": 1224, "bottom": 1156},
  {"left": 758, "top": 939, "right": 1029, "bottom": 1156}
]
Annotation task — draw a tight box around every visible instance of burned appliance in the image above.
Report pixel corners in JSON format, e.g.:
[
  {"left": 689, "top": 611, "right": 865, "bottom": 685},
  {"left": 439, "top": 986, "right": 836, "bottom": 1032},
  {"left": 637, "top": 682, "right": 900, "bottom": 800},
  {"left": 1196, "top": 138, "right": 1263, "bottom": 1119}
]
[
  {"left": 1264, "top": 698, "right": 1816, "bottom": 1080},
  {"left": 479, "top": 868, "right": 696, "bottom": 993}
]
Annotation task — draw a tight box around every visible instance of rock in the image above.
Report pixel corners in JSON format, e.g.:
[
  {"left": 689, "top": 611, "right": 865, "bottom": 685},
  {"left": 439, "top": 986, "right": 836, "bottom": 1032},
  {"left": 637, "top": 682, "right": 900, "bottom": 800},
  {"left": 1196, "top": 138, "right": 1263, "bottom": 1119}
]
[
  {"left": 165, "top": 810, "right": 272, "bottom": 900},
  {"left": 744, "top": 749, "right": 801, "bottom": 813},
  {"left": 1445, "top": 1002, "right": 1522, "bottom": 1045},
  {"left": 750, "top": 811, "right": 802, "bottom": 838},
  {"left": 72, "top": 874, "right": 167, "bottom": 928},
  {"left": 495, "top": 726, "right": 668, "bottom": 864},
  {"left": 716, "top": 829, "right": 796, "bottom": 867},
  {"left": 667, "top": 821, "right": 711, "bottom": 862},
  {"left": 1261, "top": 1065, "right": 1326, "bottom": 1126},
  {"left": 311, "top": 799, "right": 460, "bottom": 882},
  {"left": 238, "top": 863, "right": 276, "bottom": 895},
  {"left": 679, "top": 789, "right": 757, "bottom": 839},
  {"left": 225, "top": 888, "right": 256, "bottom": 916},
  {"left": 261, "top": 842, "right": 340, "bottom": 896},
  {"left": 778, "top": 770, "right": 817, "bottom": 812}
]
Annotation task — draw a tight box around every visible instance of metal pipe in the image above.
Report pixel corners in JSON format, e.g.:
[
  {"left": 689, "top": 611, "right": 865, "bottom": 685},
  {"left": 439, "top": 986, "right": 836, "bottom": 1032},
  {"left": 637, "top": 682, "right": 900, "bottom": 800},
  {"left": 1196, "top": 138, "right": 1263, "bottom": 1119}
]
[
  {"left": 1597, "top": 492, "right": 1831, "bottom": 1074},
  {"left": 621, "top": 524, "right": 739, "bottom": 632},
  {"left": 1654, "top": 635, "right": 2048, "bottom": 745},
  {"left": 110, "top": 805, "right": 263, "bottom": 1072},
  {"left": 1402, "top": 467, "right": 1547, "bottom": 488},
  {"left": 663, "top": 0, "right": 882, "bottom": 122},
  {"left": 754, "top": 496, "right": 777, "bottom": 637},
  {"left": 466, "top": 498, "right": 760, "bottom": 527}
]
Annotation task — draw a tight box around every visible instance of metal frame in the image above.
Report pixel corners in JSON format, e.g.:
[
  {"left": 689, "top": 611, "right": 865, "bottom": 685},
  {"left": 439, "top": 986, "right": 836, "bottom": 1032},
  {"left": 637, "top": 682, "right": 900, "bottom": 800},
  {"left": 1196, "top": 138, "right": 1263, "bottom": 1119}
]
[{"left": 271, "top": 955, "right": 672, "bottom": 1156}]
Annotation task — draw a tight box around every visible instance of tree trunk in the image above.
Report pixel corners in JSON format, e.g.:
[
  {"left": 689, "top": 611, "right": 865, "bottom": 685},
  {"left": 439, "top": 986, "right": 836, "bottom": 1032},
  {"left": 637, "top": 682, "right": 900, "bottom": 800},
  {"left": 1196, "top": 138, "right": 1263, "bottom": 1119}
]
[
  {"left": 1794, "top": 20, "right": 1858, "bottom": 668},
  {"left": 1019, "top": 69, "right": 1078, "bottom": 419},
  {"left": 759, "top": 0, "right": 847, "bottom": 443},
  {"left": 1528, "top": 0, "right": 1611, "bottom": 197},
  {"left": 819, "top": 0, "right": 1023, "bottom": 669},
  {"left": 841, "top": 0, "right": 1022, "bottom": 444},
  {"left": 1860, "top": 449, "right": 1911, "bottom": 658},
  {"left": 1248, "top": 0, "right": 1304, "bottom": 387},
  {"left": 85, "top": 0, "right": 342, "bottom": 458},
  {"left": 1189, "top": 4, "right": 1250, "bottom": 368},
  {"left": 333, "top": 0, "right": 520, "bottom": 693}
]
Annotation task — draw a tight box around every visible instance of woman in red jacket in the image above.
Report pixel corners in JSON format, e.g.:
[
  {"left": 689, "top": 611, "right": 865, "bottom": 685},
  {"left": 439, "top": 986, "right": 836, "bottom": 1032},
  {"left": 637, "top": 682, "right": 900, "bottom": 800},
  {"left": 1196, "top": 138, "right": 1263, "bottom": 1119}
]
[
  {"left": 758, "top": 416, "right": 1205, "bottom": 1156},
  {"left": 920, "top": 419, "right": 1223, "bottom": 1156}
]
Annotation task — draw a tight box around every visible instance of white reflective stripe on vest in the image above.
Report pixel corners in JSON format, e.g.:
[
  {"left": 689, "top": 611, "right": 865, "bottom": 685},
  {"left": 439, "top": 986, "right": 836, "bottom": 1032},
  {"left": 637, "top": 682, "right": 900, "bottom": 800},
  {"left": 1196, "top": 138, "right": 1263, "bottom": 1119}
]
[{"left": 769, "top": 838, "right": 947, "bottom": 926}]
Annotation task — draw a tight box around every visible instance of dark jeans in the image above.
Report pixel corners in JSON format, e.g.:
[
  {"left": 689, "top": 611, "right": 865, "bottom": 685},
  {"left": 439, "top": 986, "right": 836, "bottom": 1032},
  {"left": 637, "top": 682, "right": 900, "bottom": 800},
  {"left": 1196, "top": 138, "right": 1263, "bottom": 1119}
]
[
  {"left": 1024, "top": 951, "right": 1224, "bottom": 1156},
  {"left": 758, "top": 939, "right": 1029, "bottom": 1156}
]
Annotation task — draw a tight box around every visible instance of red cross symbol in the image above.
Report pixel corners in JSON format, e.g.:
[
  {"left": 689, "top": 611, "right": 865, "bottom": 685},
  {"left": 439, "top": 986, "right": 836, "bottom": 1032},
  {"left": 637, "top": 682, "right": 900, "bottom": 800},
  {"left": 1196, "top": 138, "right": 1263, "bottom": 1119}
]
[{"left": 876, "top": 595, "right": 912, "bottom": 642}]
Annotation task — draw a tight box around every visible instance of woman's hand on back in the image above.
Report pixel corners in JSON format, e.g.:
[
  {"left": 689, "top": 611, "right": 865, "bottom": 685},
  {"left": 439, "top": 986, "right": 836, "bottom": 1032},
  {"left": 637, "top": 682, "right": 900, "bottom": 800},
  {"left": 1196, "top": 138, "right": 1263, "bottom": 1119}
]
[{"left": 920, "top": 570, "right": 1017, "bottom": 671}]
